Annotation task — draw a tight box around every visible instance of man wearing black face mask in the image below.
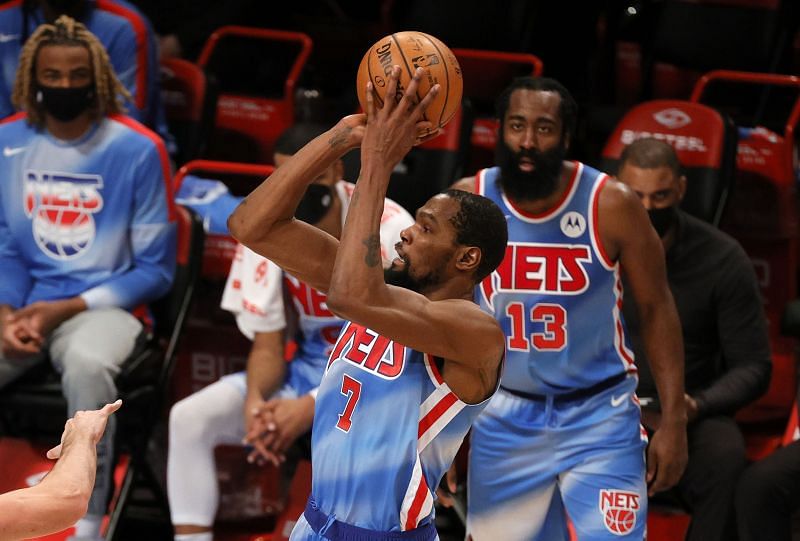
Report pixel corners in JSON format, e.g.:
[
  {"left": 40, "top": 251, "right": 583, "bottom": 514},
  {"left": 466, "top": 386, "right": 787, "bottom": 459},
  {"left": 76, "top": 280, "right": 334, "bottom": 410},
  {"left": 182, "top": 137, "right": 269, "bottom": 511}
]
[
  {"left": 0, "top": 0, "right": 172, "bottom": 151},
  {"left": 0, "top": 17, "right": 175, "bottom": 541},
  {"left": 617, "top": 137, "right": 771, "bottom": 541},
  {"left": 450, "top": 77, "right": 688, "bottom": 540}
]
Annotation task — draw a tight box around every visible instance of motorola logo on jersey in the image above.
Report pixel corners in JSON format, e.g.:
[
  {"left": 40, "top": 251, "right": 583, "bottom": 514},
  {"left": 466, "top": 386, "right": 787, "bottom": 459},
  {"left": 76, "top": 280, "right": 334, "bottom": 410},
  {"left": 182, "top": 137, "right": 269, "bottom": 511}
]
[
  {"left": 560, "top": 211, "right": 586, "bottom": 238},
  {"left": 24, "top": 170, "right": 104, "bottom": 260},
  {"left": 480, "top": 242, "right": 592, "bottom": 311},
  {"left": 327, "top": 322, "right": 406, "bottom": 380}
]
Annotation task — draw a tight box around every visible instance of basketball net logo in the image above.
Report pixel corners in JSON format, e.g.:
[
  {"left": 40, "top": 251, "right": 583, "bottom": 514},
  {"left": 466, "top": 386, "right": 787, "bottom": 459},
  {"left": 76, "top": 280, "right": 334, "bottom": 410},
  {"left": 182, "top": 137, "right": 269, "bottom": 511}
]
[
  {"left": 24, "top": 170, "right": 104, "bottom": 260},
  {"left": 599, "top": 489, "right": 640, "bottom": 536}
]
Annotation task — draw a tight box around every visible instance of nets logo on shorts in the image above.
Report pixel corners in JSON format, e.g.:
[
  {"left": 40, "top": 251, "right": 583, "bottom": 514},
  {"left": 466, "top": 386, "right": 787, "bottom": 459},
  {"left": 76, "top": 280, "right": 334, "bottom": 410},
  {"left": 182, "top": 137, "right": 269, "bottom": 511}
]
[
  {"left": 599, "top": 489, "right": 640, "bottom": 536},
  {"left": 24, "top": 170, "right": 104, "bottom": 260}
]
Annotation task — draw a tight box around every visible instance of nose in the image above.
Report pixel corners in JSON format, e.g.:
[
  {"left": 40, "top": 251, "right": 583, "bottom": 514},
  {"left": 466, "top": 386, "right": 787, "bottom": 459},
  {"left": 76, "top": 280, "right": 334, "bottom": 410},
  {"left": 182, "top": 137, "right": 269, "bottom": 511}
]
[
  {"left": 640, "top": 196, "right": 653, "bottom": 210},
  {"left": 400, "top": 227, "right": 411, "bottom": 243},
  {"left": 519, "top": 127, "right": 536, "bottom": 150}
]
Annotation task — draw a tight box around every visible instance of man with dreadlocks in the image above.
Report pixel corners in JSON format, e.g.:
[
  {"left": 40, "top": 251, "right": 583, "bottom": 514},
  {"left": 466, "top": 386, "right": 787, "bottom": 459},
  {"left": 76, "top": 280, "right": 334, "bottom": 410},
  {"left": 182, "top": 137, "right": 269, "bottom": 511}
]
[
  {"left": 0, "top": 0, "right": 171, "bottom": 149},
  {"left": 0, "top": 16, "right": 175, "bottom": 540}
]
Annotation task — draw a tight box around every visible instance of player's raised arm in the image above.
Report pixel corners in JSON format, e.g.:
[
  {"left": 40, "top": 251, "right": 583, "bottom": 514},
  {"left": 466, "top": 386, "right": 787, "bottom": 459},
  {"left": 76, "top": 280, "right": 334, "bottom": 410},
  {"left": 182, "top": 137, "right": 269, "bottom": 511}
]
[
  {"left": 227, "top": 116, "right": 365, "bottom": 294},
  {"left": 326, "top": 67, "right": 506, "bottom": 391}
]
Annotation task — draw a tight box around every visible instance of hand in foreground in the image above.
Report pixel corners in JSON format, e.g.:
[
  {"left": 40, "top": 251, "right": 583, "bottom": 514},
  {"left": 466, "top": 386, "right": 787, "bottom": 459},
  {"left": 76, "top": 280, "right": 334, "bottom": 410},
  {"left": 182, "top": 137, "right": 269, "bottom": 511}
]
[{"left": 47, "top": 400, "right": 122, "bottom": 460}]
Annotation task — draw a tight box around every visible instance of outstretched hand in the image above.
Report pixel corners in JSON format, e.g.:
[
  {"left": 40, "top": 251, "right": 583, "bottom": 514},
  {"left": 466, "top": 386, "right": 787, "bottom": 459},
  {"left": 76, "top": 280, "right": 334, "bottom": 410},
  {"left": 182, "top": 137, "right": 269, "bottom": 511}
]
[
  {"left": 361, "top": 65, "right": 440, "bottom": 175},
  {"left": 47, "top": 400, "right": 122, "bottom": 460}
]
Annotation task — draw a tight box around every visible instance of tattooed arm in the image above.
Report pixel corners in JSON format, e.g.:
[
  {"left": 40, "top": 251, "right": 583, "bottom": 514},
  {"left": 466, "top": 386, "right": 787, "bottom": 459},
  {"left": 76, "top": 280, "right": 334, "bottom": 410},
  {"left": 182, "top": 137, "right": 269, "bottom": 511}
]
[
  {"left": 227, "top": 116, "right": 365, "bottom": 294},
  {"left": 325, "top": 68, "right": 504, "bottom": 387}
]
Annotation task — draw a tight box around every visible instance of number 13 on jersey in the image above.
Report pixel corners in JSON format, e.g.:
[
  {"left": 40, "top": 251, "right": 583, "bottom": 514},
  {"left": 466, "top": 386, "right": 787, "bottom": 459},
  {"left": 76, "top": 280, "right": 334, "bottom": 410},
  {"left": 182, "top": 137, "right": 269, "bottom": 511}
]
[{"left": 506, "top": 302, "right": 567, "bottom": 351}]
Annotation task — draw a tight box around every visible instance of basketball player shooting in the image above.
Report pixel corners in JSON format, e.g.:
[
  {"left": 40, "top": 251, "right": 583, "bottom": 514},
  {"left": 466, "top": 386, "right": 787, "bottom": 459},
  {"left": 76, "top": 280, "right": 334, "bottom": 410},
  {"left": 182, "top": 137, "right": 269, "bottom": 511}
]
[{"left": 228, "top": 66, "right": 508, "bottom": 539}]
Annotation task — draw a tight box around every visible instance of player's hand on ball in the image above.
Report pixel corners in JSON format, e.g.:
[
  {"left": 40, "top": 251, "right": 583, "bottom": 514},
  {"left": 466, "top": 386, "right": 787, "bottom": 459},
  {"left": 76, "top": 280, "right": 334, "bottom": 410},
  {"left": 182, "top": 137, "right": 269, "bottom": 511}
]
[
  {"left": 331, "top": 114, "right": 367, "bottom": 151},
  {"left": 362, "top": 65, "right": 439, "bottom": 173}
]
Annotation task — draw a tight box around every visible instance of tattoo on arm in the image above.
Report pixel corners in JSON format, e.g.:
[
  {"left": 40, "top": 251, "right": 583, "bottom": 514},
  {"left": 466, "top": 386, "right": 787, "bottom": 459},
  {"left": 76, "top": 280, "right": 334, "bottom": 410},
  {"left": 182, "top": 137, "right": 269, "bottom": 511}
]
[
  {"left": 328, "top": 126, "right": 351, "bottom": 150},
  {"left": 362, "top": 234, "right": 381, "bottom": 267}
]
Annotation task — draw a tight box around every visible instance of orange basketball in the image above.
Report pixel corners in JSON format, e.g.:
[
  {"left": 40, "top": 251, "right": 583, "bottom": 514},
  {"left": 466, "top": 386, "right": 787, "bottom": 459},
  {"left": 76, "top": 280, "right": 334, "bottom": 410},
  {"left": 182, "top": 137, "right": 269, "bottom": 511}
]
[{"left": 356, "top": 31, "right": 462, "bottom": 130}]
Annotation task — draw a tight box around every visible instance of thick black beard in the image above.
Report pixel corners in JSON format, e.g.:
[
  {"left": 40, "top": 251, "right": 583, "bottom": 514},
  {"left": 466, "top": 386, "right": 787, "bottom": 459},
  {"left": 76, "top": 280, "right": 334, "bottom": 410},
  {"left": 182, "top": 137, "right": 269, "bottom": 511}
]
[
  {"left": 384, "top": 266, "right": 420, "bottom": 292},
  {"left": 496, "top": 138, "right": 566, "bottom": 202},
  {"left": 384, "top": 263, "right": 439, "bottom": 294}
]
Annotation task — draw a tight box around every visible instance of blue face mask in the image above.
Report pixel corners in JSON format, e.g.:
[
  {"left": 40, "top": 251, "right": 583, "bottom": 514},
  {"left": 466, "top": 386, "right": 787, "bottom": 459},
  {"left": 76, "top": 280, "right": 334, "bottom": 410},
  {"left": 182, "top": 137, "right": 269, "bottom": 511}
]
[
  {"left": 647, "top": 206, "right": 677, "bottom": 237},
  {"left": 36, "top": 84, "right": 94, "bottom": 122}
]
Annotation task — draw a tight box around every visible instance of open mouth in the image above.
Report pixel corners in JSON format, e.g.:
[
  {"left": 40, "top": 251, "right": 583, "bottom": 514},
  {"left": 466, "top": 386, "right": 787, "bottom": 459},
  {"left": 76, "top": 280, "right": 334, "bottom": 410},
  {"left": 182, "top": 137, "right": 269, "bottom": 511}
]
[
  {"left": 518, "top": 157, "right": 535, "bottom": 172},
  {"left": 393, "top": 245, "right": 408, "bottom": 267}
]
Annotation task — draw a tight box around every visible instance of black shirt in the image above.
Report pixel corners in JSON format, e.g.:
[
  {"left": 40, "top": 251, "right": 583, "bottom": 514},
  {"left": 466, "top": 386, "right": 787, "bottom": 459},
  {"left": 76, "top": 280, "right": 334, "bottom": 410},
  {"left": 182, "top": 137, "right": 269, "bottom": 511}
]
[{"left": 622, "top": 210, "right": 771, "bottom": 418}]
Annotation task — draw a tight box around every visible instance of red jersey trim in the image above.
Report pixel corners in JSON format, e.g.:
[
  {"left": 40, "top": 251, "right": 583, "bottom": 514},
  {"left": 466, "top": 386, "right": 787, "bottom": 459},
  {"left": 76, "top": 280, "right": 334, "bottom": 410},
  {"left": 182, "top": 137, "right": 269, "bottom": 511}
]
[
  {"left": 474, "top": 169, "right": 484, "bottom": 195},
  {"left": 1, "top": 112, "right": 26, "bottom": 125},
  {"left": 418, "top": 392, "right": 458, "bottom": 440},
  {"left": 404, "top": 473, "right": 430, "bottom": 530},
  {"left": 591, "top": 174, "right": 615, "bottom": 268},
  {"left": 96, "top": 0, "right": 148, "bottom": 111},
  {"left": 0, "top": 0, "right": 22, "bottom": 12}
]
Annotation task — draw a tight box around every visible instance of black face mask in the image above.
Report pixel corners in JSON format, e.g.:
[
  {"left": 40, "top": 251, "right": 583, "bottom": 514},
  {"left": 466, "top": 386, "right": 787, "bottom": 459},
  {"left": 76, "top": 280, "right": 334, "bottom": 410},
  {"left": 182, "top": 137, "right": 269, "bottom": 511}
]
[
  {"left": 43, "top": 0, "right": 88, "bottom": 18},
  {"left": 647, "top": 206, "right": 678, "bottom": 237},
  {"left": 295, "top": 184, "right": 334, "bottom": 224},
  {"left": 36, "top": 84, "right": 94, "bottom": 122}
]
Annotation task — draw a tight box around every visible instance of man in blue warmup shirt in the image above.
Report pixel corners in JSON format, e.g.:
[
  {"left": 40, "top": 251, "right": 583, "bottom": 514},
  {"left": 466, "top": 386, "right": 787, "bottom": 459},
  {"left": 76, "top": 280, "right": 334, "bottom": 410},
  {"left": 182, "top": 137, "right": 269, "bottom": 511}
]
[{"left": 0, "top": 16, "right": 174, "bottom": 541}]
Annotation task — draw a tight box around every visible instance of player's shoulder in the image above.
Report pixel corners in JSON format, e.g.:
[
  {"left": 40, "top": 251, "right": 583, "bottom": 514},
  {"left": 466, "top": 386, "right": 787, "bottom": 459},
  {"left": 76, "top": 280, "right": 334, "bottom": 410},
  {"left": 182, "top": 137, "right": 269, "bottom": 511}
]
[
  {"left": 0, "top": 0, "right": 22, "bottom": 22},
  {"left": 451, "top": 175, "right": 477, "bottom": 193},
  {"left": 0, "top": 113, "right": 31, "bottom": 139},
  {"left": 106, "top": 114, "right": 165, "bottom": 149},
  {"left": 91, "top": 0, "right": 149, "bottom": 29},
  {"left": 597, "top": 173, "right": 640, "bottom": 212}
]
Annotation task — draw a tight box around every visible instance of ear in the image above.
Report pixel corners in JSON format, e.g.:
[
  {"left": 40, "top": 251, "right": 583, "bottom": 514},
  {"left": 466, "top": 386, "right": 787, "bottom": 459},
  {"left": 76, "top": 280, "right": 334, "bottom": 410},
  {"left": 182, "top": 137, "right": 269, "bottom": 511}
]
[
  {"left": 677, "top": 174, "right": 687, "bottom": 202},
  {"left": 455, "top": 246, "right": 482, "bottom": 275}
]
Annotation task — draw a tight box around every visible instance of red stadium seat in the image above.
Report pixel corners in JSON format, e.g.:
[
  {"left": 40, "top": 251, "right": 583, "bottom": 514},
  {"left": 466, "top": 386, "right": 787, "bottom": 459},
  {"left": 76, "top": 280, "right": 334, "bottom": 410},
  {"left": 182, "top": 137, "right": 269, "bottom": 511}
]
[
  {"left": 452, "top": 48, "right": 543, "bottom": 175},
  {"left": 170, "top": 160, "right": 274, "bottom": 406},
  {"left": 690, "top": 70, "right": 800, "bottom": 459},
  {"left": 601, "top": 99, "right": 738, "bottom": 225},
  {"left": 197, "top": 27, "right": 313, "bottom": 164},
  {"left": 159, "top": 57, "right": 216, "bottom": 166}
]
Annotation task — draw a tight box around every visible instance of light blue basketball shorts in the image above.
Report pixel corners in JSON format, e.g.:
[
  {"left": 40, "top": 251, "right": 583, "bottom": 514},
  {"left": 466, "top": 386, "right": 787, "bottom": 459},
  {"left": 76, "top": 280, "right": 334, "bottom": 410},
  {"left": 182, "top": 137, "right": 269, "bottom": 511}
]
[{"left": 467, "top": 375, "right": 648, "bottom": 541}]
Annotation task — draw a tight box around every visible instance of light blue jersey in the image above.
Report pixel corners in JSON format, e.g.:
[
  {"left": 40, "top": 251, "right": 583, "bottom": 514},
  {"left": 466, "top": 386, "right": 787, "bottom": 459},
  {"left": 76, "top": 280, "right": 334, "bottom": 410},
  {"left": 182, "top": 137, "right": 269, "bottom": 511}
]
[
  {"left": 476, "top": 164, "right": 637, "bottom": 394},
  {"left": 307, "top": 321, "right": 490, "bottom": 533},
  {"left": 0, "top": 113, "right": 175, "bottom": 310},
  {"left": 468, "top": 164, "right": 647, "bottom": 541}
]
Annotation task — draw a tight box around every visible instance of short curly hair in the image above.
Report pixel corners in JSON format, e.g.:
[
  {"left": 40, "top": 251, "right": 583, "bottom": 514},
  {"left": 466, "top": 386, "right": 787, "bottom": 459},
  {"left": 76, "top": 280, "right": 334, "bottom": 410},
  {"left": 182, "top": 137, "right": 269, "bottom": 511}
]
[{"left": 444, "top": 189, "right": 508, "bottom": 283}]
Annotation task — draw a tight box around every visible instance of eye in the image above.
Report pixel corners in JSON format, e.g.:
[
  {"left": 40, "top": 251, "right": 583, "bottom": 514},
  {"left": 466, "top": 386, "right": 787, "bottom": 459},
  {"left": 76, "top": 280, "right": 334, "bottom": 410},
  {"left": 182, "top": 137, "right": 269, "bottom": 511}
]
[{"left": 537, "top": 125, "right": 553, "bottom": 134}]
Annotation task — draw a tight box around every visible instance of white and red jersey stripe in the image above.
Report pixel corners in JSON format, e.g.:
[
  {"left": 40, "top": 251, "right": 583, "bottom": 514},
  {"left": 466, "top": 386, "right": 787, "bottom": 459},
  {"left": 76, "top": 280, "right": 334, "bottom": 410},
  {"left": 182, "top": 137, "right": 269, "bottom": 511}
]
[{"left": 309, "top": 323, "right": 492, "bottom": 532}]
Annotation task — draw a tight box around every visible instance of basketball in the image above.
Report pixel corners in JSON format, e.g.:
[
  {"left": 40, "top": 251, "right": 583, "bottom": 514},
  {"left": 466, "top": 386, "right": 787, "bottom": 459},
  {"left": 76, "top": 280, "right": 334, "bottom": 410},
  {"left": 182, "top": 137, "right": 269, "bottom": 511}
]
[{"left": 356, "top": 31, "right": 462, "bottom": 131}]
